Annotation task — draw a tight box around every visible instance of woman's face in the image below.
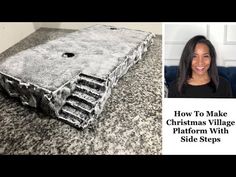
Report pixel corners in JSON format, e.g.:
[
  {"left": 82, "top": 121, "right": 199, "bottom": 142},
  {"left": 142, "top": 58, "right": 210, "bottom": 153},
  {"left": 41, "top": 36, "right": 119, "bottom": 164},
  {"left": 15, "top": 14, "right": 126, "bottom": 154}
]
[{"left": 191, "top": 43, "right": 211, "bottom": 77}]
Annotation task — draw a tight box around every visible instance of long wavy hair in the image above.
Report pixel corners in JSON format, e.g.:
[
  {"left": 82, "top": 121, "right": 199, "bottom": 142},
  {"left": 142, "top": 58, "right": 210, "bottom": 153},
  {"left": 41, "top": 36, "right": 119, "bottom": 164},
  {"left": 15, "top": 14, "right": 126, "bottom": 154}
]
[{"left": 177, "top": 35, "right": 219, "bottom": 94}]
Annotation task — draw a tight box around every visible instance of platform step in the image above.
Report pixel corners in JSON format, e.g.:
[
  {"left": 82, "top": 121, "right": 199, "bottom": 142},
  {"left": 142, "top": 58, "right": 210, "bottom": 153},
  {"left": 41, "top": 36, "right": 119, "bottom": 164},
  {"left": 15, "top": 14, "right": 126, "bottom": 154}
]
[
  {"left": 72, "top": 89, "right": 99, "bottom": 103},
  {"left": 58, "top": 108, "right": 89, "bottom": 129},
  {"left": 75, "top": 84, "right": 104, "bottom": 96},
  {"left": 77, "top": 74, "right": 106, "bottom": 92},
  {"left": 66, "top": 98, "right": 94, "bottom": 114},
  {"left": 79, "top": 73, "right": 106, "bottom": 84}
]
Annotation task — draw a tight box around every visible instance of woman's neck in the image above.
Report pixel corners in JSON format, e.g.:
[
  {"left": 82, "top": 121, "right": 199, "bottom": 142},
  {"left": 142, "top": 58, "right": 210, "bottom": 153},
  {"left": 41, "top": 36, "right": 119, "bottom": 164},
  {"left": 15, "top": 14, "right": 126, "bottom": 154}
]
[{"left": 187, "top": 73, "right": 210, "bottom": 86}]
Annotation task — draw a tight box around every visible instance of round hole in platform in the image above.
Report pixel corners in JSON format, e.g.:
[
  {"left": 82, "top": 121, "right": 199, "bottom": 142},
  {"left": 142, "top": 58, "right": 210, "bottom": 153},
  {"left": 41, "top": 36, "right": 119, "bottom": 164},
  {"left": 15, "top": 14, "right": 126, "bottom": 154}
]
[
  {"left": 62, "top": 52, "right": 75, "bottom": 58},
  {"left": 110, "top": 27, "right": 118, "bottom": 30}
]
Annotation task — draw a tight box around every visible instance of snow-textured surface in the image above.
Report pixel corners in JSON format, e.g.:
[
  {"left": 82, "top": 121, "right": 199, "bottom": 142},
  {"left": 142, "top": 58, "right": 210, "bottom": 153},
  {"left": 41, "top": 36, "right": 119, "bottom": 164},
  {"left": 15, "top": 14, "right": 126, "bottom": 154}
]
[{"left": 0, "top": 25, "right": 155, "bottom": 129}]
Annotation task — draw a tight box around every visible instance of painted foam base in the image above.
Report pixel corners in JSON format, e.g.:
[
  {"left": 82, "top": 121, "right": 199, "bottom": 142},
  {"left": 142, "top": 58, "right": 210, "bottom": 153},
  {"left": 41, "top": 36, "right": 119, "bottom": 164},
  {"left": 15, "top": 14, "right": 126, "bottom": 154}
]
[{"left": 0, "top": 25, "right": 155, "bottom": 129}]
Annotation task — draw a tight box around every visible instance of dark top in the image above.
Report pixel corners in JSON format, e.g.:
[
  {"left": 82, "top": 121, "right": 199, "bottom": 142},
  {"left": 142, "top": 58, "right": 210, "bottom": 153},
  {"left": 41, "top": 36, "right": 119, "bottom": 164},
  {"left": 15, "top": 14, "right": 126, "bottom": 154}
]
[{"left": 168, "top": 76, "right": 233, "bottom": 98}]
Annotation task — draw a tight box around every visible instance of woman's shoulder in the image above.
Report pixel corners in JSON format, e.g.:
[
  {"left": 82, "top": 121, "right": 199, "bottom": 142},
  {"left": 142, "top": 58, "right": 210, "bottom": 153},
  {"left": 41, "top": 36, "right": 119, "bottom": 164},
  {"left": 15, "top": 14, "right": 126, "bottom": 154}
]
[
  {"left": 168, "top": 79, "right": 178, "bottom": 92},
  {"left": 169, "top": 78, "right": 178, "bottom": 87},
  {"left": 167, "top": 79, "right": 179, "bottom": 97},
  {"left": 218, "top": 76, "right": 233, "bottom": 97},
  {"left": 219, "top": 76, "right": 231, "bottom": 85}
]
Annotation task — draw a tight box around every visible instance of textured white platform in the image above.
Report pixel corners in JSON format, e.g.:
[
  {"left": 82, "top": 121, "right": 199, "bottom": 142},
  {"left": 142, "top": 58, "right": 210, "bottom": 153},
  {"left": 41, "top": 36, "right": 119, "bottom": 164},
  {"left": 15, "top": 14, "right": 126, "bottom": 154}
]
[{"left": 0, "top": 25, "right": 155, "bottom": 129}]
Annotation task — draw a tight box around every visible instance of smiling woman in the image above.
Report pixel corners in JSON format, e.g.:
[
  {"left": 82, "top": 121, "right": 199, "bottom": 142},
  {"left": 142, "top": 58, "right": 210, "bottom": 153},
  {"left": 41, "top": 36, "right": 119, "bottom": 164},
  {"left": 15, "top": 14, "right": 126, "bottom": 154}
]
[{"left": 168, "top": 35, "right": 233, "bottom": 98}]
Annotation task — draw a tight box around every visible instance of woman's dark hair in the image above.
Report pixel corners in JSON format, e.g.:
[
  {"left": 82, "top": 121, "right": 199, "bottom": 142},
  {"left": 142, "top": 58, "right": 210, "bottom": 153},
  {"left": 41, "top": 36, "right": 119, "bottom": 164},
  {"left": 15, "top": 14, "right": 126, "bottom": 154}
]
[{"left": 177, "top": 35, "right": 219, "bottom": 94}]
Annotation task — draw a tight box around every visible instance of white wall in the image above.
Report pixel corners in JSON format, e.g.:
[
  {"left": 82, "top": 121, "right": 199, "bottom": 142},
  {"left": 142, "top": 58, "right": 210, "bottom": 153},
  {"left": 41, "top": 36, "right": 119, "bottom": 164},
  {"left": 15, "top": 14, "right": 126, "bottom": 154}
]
[
  {"left": 164, "top": 23, "right": 236, "bottom": 66},
  {"left": 34, "top": 22, "right": 162, "bottom": 35},
  {"left": 0, "top": 23, "right": 36, "bottom": 53}
]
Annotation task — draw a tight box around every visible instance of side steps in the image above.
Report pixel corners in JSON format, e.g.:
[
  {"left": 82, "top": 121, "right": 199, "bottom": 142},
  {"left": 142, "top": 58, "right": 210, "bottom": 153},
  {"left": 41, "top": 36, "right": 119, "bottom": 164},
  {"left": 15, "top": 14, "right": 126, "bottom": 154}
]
[{"left": 58, "top": 73, "right": 107, "bottom": 129}]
